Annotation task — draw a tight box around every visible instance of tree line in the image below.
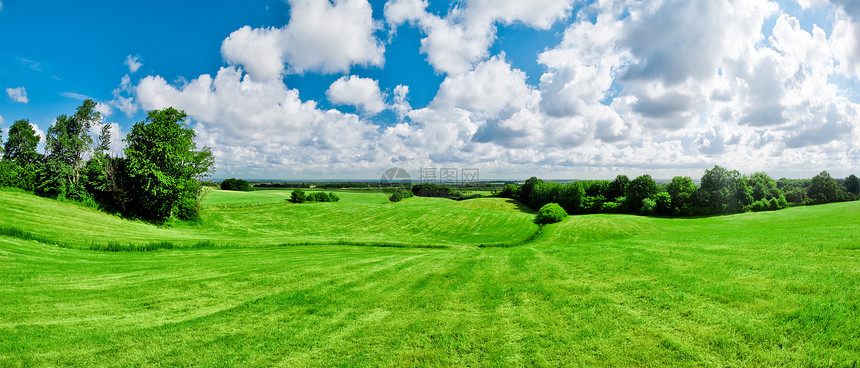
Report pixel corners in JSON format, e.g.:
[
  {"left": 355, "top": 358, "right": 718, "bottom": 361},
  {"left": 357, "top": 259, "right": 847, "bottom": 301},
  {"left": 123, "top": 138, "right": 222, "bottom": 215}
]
[
  {"left": 499, "top": 166, "right": 859, "bottom": 216},
  {"left": 0, "top": 100, "right": 214, "bottom": 223}
]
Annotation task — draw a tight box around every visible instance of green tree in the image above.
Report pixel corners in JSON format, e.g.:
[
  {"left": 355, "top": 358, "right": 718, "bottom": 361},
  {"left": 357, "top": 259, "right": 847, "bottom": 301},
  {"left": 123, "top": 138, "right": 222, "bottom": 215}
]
[
  {"left": 807, "top": 171, "right": 839, "bottom": 204},
  {"left": 124, "top": 108, "right": 214, "bottom": 222},
  {"left": 844, "top": 174, "right": 859, "bottom": 197},
  {"left": 606, "top": 175, "right": 629, "bottom": 201},
  {"left": 3, "top": 119, "right": 41, "bottom": 165},
  {"left": 625, "top": 174, "right": 658, "bottom": 213},
  {"left": 41, "top": 100, "right": 101, "bottom": 198},
  {"left": 666, "top": 176, "right": 697, "bottom": 216},
  {"left": 697, "top": 165, "right": 743, "bottom": 214}
]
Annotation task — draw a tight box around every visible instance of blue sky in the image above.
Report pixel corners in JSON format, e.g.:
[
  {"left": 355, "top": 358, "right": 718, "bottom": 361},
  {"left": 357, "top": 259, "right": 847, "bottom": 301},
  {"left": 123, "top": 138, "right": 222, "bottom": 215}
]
[{"left": 2, "top": 0, "right": 859, "bottom": 180}]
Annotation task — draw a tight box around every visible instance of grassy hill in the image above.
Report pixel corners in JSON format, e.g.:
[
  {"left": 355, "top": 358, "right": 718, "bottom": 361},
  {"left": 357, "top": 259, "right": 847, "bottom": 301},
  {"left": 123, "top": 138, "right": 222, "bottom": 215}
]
[
  {"left": 0, "top": 188, "right": 539, "bottom": 248},
  {"left": 1, "top": 188, "right": 858, "bottom": 366}
]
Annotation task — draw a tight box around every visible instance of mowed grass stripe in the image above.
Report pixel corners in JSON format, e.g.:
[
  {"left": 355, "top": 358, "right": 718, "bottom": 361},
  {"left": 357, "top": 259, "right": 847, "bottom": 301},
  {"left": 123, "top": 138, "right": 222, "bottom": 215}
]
[{"left": 0, "top": 190, "right": 858, "bottom": 366}]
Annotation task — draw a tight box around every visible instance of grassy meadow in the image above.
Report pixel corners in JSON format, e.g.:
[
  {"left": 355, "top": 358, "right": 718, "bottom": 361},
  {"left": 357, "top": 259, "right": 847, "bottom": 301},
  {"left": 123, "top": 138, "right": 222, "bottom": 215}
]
[{"left": 1, "top": 187, "right": 858, "bottom": 366}]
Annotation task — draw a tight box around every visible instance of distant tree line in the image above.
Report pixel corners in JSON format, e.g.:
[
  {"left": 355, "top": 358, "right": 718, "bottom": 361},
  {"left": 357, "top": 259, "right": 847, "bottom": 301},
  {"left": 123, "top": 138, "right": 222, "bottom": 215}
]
[
  {"left": 0, "top": 101, "right": 214, "bottom": 223},
  {"left": 220, "top": 178, "right": 253, "bottom": 191},
  {"left": 499, "top": 166, "right": 859, "bottom": 216}
]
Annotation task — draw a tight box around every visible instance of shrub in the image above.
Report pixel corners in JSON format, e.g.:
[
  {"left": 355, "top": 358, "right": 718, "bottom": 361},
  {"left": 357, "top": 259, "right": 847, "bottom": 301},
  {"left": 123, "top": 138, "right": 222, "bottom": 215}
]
[
  {"left": 306, "top": 192, "right": 340, "bottom": 202},
  {"left": 290, "top": 189, "right": 306, "bottom": 203},
  {"left": 497, "top": 184, "right": 519, "bottom": 198},
  {"left": 221, "top": 178, "right": 253, "bottom": 191},
  {"left": 389, "top": 188, "right": 413, "bottom": 202},
  {"left": 639, "top": 198, "right": 657, "bottom": 215},
  {"left": 535, "top": 203, "right": 568, "bottom": 224}
]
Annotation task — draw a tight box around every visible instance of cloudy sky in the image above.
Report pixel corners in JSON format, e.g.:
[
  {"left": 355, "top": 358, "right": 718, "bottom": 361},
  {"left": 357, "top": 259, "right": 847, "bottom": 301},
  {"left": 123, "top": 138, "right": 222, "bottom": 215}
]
[{"left": 1, "top": 0, "right": 859, "bottom": 180}]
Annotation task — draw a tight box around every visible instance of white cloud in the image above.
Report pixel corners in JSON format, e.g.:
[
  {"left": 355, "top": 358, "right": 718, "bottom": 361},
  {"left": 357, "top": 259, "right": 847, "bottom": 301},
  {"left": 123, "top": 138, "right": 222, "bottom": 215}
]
[
  {"left": 326, "top": 75, "right": 387, "bottom": 115},
  {"left": 391, "top": 84, "right": 411, "bottom": 120},
  {"left": 0, "top": 2, "right": 3, "bottom": 12},
  {"left": 7, "top": 86, "right": 29, "bottom": 104},
  {"left": 385, "top": 0, "right": 574, "bottom": 74},
  {"left": 125, "top": 55, "right": 142, "bottom": 74},
  {"left": 221, "top": 0, "right": 384, "bottom": 80},
  {"left": 136, "top": 67, "right": 382, "bottom": 176},
  {"left": 60, "top": 92, "right": 90, "bottom": 100}
]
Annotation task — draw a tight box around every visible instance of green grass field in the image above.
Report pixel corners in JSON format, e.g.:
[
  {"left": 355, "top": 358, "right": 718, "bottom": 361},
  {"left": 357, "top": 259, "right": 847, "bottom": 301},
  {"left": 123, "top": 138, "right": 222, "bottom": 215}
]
[{"left": 1, "top": 188, "right": 858, "bottom": 366}]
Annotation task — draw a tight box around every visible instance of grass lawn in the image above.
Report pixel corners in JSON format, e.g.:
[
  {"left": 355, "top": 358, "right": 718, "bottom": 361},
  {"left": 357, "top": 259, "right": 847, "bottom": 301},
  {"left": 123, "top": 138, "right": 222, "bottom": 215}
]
[{"left": 0, "top": 188, "right": 858, "bottom": 366}]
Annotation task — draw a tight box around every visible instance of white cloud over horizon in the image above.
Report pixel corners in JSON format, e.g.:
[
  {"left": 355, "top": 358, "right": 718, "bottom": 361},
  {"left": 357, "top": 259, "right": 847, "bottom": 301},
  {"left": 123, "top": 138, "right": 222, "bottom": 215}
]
[{"left": 124, "top": 0, "right": 860, "bottom": 179}]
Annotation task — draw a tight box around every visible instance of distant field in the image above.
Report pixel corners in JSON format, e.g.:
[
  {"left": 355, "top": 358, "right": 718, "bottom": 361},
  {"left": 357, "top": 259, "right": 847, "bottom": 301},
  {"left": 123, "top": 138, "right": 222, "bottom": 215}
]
[{"left": 1, "top": 188, "right": 858, "bottom": 366}]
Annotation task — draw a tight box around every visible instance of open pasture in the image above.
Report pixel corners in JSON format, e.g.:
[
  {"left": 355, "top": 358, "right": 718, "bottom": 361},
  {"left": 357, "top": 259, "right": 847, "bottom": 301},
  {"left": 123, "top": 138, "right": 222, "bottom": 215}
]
[{"left": 0, "top": 188, "right": 858, "bottom": 366}]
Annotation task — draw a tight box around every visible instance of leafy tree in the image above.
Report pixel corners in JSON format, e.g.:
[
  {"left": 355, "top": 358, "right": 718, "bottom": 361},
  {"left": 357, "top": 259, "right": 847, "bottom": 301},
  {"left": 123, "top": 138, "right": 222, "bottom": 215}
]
[
  {"left": 625, "top": 174, "right": 658, "bottom": 213},
  {"left": 666, "top": 176, "right": 697, "bottom": 216},
  {"left": 654, "top": 191, "right": 672, "bottom": 215},
  {"left": 535, "top": 203, "right": 567, "bottom": 224},
  {"left": 3, "top": 119, "right": 41, "bottom": 166},
  {"left": 807, "top": 171, "right": 839, "bottom": 204},
  {"left": 124, "top": 108, "right": 214, "bottom": 222},
  {"left": 844, "top": 174, "right": 859, "bottom": 197},
  {"left": 497, "top": 183, "right": 519, "bottom": 199},
  {"left": 518, "top": 177, "right": 542, "bottom": 203},
  {"left": 606, "top": 175, "right": 629, "bottom": 201},
  {"left": 290, "top": 188, "right": 306, "bottom": 203},
  {"left": 41, "top": 100, "right": 101, "bottom": 198},
  {"left": 697, "top": 165, "right": 743, "bottom": 214},
  {"left": 557, "top": 182, "right": 585, "bottom": 214}
]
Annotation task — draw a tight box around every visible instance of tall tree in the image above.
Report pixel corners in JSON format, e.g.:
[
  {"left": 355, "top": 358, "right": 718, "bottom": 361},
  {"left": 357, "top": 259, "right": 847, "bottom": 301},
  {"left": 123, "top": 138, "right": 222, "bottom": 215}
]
[
  {"left": 626, "top": 174, "right": 658, "bottom": 213},
  {"left": 698, "top": 165, "right": 743, "bottom": 214},
  {"left": 667, "top": 176, "right": 697, "bottom": 216},
  {"left": 844, "top": 174, "right": 859, "bottom": 197},
  {"left": 40, "top": 100, "right": 101, "bottom": 198},
  {"left": 124, "top": 107, "right": 214, "bottom": 222},
  {"left": 807, "top": 171, "right": 839, "bottom": 204},
  {"left": 606, "top": 175, "right": 630, "bottom": 201},
  {"left": 3, "top": 119, "right": 41, "bottom": 165}
]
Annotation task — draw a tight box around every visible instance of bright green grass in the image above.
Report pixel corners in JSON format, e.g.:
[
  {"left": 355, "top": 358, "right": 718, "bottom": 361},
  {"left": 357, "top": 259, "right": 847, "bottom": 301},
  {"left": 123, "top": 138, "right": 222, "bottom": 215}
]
[
  {"left": 0, "top": 189, "right": 858, "bottom": 366},
  {"left": 0, "top": 188, "right": 538, "bottom": 248}
]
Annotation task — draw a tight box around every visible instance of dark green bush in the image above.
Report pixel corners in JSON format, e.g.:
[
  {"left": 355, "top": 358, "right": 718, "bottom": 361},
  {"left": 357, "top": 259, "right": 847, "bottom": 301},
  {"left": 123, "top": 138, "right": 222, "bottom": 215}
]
[
  {"left": 221, "top": 178, "right": 253, "bottom": 191},
  {"left": 306, "top": 192, "right": 340, "bottom": 202},
  {"left": 389, "top": 188, "right": 413, "bottom": 202},
  {"left": 535, "top": 203, "right": 568, "bottom": 224},
  {"left": 290, "top": 189, "right": 306, "bottom": 203}
]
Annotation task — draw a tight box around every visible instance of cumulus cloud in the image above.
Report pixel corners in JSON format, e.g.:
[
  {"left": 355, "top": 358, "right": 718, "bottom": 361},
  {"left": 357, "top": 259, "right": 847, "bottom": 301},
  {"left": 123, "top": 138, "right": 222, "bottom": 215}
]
[
  {"left": 127, "top": 0, "right": 860, "bottom": 177},
  {"left": 221, "top": 0, "right": 384, "bottom": 80},
  {"left": 385, "top": 0, "right": 574, "bottom": 74},
  {"left": 326, "top": 76, "right": 387, "bottom": 115},
  {"left": 6, "top": 86, "right": 28, "bottom": 103},
  {"left": 125, "top": 55, "right": 142, "bottom": 74},
  {"left": 136, "top": 67, "right": 382, "bottom": 175}
]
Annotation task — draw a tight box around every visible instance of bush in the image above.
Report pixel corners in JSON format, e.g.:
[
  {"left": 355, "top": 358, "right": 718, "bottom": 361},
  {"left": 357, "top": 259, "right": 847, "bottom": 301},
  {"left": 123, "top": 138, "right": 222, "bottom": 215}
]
[
  {"left": 290, "top": 189, "right": 306, "bottom": 203},
  {"left": 535, "top": 203, "right": 568, "bottom": 224},
  {"left": 639, "top": 198, "right": 657, "bottom": 215},
  {"left": 497, "top": 184, "right": 519, "bottom": 198},
  {"left": 389, "top": 188, "right": 413, "bottom": 202},
  {"left": 306, "top": 192, "right": 340, "bottom": 202},
  {"left": 221, "top": 178, "right": 253, "bottom": 191},
  {"left": 412, "top": 183, "right": 454, "bottom": 198}
]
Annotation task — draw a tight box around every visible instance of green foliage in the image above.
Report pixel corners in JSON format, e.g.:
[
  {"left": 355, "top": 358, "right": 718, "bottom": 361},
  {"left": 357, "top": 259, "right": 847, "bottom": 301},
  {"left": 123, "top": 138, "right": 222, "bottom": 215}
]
[
  {"left": 496, "top": 183, "right": 519, "bottom": 198},
  {"left": 41, "top": 100, "right": 101, "bottom": 200},
  {"left": 389, "top": 188, "right": 413, "bottom": 202},
  {"left": 666, "top": 176, "right": 696, "bottom": 216},
  {"left": 221, "top": 178, "right": 254, "bottom": 191},
  {"left": 808, "top": 171, "right": 840, "bottom": 204},
  {"left": 654, "top": 191, "right": 672, "bottom": 215},
  {"left": 625, "top": 175, "right": 658, "bottom": 213},
  {"left": 606, "top": 175, "right": 629, "bottom": 201},
  {"left": 306, "top": 191, "right": 341, "bottom": 202},
  {"left": 535, "top": 202, "right": 568, "bottom": 224},
  {"left": 412, "top": 183, "right": 454, "bottom": 198},
  {"left": 123, "top": 108, "right": 214, "bottom": 222},
  {"left": 845, "top": 174, "right": 860, "bottom": 196},
  {"left": 3, "top": 119, "right": 41, "bottom": 166},
  {"left": 290, "top": 188, "right": 306, "bottom": 203}
]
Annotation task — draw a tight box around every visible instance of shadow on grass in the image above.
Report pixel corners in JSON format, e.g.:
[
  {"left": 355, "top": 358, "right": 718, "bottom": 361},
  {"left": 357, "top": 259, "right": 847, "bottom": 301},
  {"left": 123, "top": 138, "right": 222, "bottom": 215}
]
[{"left": 505, "top": 199, "right": 537, "bottom": 214}]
